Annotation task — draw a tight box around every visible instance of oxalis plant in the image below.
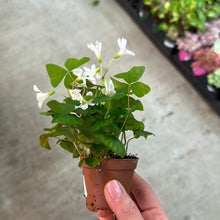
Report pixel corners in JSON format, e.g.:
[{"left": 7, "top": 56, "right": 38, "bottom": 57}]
[{"left": 34, "top": 38, "right": 152, "bottom": 167}]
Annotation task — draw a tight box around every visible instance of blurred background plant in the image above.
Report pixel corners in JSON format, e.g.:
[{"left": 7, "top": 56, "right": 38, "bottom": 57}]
[
  {"left": 143, "top": 0, "right": 220, "bottom": 40},
  {"left": 176, "top": 18, "right": 220, "bottom": 54},
  {"left": 207, "top": 68, "right": 220, "bottom": 89},
  {"left": 191, "top": 48, "right": 220, "bottom": 75},
  {"left": 212, "top": 40, "right": 220, "bottom": 56}
]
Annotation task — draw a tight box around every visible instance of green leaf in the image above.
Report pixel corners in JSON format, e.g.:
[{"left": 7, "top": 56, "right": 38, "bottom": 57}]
[
  {"left": 64, "top": 57, "right": 90, "bottom": 71},
  {"left": 110, "top": 89, "right": 128, "bottom": 100},
  {"left": 110, "top": 77, "right": 128, "bottom": 90},
  {"left": 40, "top": 111, "right": 53, "bottom": 116},
  {"left": 89, "top": 144, "right": 106, "bottom": 154},
  {"left": 85, "top": 157, "right": 101, "bottom": 167},
  {"left": 134, "top": 130, "right": 154, "bottom": 139},
  {"left": 46, "top": 64, "right": 67, "bottom": 87},
  {"left": 59, "top": 141, "right": 74, "bottom": 152},
  {"left": 207, "top": 11, "right": 217, "bottom": 18},
  {"left": 78, "top": 158, "right": 85, "bottom": 168},
  {"left": 90, "top": 118, "right": 113, "bottom": 132},
  {"left": 118, "top": 96, "right": 143, "bottom": 112},
  {"left": 92, "top": 0, "right": 99, "bottom": 7},
  {"left": 92, "top": 94, "right": 110, "bottom": 103},
  {"left": 125, "top": 118, "right": 144, "bottom": 131},
  {"left": 97, "top": 134, "right": 125, "bottom": 158},
  {"left": 92, "top": 89, "right": 128, "bottom": 104},
  {"left": 47, "top": 100, "right": 77, "bottom": 114},
  {"left": 53, "top": 127, "right": 75, "bottom": 141},
  {"left": 64, "top": 72, "right": 75, "bottom": 89},
  {"left": 39, "top": 134, "right": 51, "bottom": 150},
  {"left": 131, "top": 82, "right": 151, "bottom": 97},
  {"left": 109, "top": 122, "right": 121, "bottom": 137},
  {"left": 52, "top": 114, "right": 82, "bottom": 126},
  {"left": 78, "top": 133, "right": 94, "bottom": 144},
  {"left": 114, "top": 66, "right": 145, "bottom": 83},
  {"left": 59, "top": 141, "right": 79, "bottom": 158}
]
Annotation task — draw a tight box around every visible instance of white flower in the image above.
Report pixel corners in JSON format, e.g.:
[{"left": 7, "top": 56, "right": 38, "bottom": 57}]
[
  {"left": 87, "top": 41, "right": 102, "bottom": 62},
  {"left": 104, "top": 79, "right": 115, "bottom": 96},
  {"left": 69, "top": 89, "right": 83, "bottom": 102},
  {"left": 115, "top": 38, "right": 135, "bottom": 58},
  {"left": 33, "top": 85, "right": 54, "bottom": 108},
  {"left": 72, "top": 68, "right": 86, "bottom": 85},
  {"left": 84, "top": 64, "right": 96, "bottom": 76},
  {"left": 69, "top": 89, "right": 94, "bottom": 110},
  {"left": 84, "top": 64, "right": 101, "bottom": 84},
  {"left": 84, "top": 91, "right": 95, "bottom": 108}
]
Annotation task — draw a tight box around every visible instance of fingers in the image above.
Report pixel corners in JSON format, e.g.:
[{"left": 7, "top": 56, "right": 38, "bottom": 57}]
[
  {"left": 131, "top": 173, "right": 162, "bottom": 210},
  {"left": 97, "top": 210, "right": 115, "bottom": 220},
  {"left": 131, "top": 173, "right": 169, "bottom": 219},
  {"left": 103, "top": 180, "right": 144, "bottom": 220}
]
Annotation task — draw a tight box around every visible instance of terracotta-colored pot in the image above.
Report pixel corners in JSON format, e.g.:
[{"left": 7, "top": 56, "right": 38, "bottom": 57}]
[{"left": 82, "top": 157, "right": 138, "bottom": 213}]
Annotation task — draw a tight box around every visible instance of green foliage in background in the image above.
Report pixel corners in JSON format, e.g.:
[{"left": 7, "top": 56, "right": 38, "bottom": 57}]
[{"left": 143, "top": 0, "right": 220, "bottom": 39}]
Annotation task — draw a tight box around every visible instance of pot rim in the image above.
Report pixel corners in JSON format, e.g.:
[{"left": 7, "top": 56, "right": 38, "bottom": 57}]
[{"left": 82, "top": 157, "right": 139, "bottom": 170}]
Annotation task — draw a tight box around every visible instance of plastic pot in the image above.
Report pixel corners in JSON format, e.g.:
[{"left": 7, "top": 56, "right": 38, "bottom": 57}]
[
  {"left": 82, "top": 157, "right": 138, "bottom": 213},
  {"left": 178, "top": 50, "right": 193, "bottom": 61}
]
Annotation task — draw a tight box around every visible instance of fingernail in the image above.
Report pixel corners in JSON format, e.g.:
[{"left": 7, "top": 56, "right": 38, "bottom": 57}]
[{"left": 106, "top": 180, "right": 123, "bottom": 201}]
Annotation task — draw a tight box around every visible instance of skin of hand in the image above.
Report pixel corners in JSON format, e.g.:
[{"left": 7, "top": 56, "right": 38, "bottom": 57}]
[{"left": 97, "top": 173, "right": 169, "bottom": 220}]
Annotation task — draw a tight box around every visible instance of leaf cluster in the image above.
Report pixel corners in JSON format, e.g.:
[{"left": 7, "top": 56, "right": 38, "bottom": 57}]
[
  {"left": 39, "top": 58, "right": 153, "bottom": 167},
  {"left": 143, "top": 0, "right": 220, "bottom": 39}
]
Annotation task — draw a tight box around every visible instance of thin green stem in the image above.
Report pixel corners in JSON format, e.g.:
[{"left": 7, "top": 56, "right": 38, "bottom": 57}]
[
  {"left": 67, "top": 71, "right": 75, "bottom": 82},
  {"left": 68, "top": 126, "right": 83, "bottom": 155},
  {"left": 121, "top": 132, "right": 124, "bottom": 143},
  {"left": 100, "top": 62, "right": 103, "bottom": 82},
  {"left": 120, "top": 85, "right": 130, "bottom": 131},
  {"left": 104, "top": 101, "right": 111, "bottom": 119},
  {"left": 125, "top": 137, "right": 135, "bottom": 155},
  {"left": 103, "top": 57, "right": 115, "bottom": 78},
  {"left": 55, "top": 91, "right": 66, "bottom": 98},
  {"left": 123, "top": 131, "right": 126, "bottom": 146}
]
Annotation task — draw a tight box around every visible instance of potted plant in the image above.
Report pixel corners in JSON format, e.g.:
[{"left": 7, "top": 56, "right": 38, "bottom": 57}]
[
  {"left": 191, "top": 48, "right": 220, "bottom": 76},
  {"left": 176, "top": 17, "right": 220, "bottom": 61},
  {"left": 207, "top": 67, "right": 220, "bottom": 99},
  {"left": 176, "top": 31, "right": 202, "bottom": 61},
  {"left": 212, "top": 40, "right": 220, "bottom": 56},
  {"left": 34, "top": 38, "right": 153, "bottom": 213},
  {"left": 143, "top": 0, "right": 220, "bottom": 41}
]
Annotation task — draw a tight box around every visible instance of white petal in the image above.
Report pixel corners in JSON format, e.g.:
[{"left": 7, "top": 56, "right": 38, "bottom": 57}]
[
  {"left": 38, "top": 94, "right": 49, "bottom": 108},
  {"left": 86, "top": 91, "right": 93, "bottom": 96},
  {"left": 33, "top": 85, "right": 42, "bottom": 93},
  {"left": 124, "top": 49, "right": 135, "bottom": 56},
  {"left": 36, "top": 92, "right": 47, "bottom": 101},
  {"left": 73, "top": 68, "right": 83, "bottom": 77},
  {"left": 118, "top": 38, "right": 127, "bottom": 49},
  {"left": 69, "top": 89, "right": 83, "bottom": 101}
]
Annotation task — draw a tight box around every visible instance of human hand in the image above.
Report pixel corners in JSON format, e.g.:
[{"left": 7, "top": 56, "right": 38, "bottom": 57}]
[{"left": 97, "top": 173, "right": 169, "bottom": 220}]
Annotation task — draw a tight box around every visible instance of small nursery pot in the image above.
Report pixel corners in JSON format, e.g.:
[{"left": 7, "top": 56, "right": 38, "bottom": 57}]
[
  {"left": 82, "top": 157, "right": 138, "bottom": 213},
  {"left": 178, "top": 50, "right": 193, "bottom": 61}
]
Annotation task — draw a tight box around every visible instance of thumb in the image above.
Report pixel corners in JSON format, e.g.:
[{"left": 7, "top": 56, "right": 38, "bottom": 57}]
[{"left": 104, "top": 180, "right": 144, "bottom": 220}]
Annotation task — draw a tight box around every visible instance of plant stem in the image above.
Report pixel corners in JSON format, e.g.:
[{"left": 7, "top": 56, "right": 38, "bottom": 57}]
[
  {"left": 54, "top": 137, "right": 66, "bottom": 141},
  {"left": 104, "top": 101, "right": 111, "bottom": 119},
  {"left": 68, "top": 126, "right": 83, "bottom": 155},
  {"left": 103, "top": 57, "right": 115, "bottom": 78},
  {"left": 123, "top": 131, "right": 126, "bottom": 146},
  {"left": 125, "top": 137, "right": 135, "bottom": 155},
  {"left": 67, "top": 71, "right": 75, "bottom": 82},
  {"left": 120, "top": 85, "right": 130, "bottom": 131},
  {"left": 55, "top": 91, "right": 66, "bottom": 98}
]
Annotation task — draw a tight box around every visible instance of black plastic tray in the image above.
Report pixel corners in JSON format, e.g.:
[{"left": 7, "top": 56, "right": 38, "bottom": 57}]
[{"left": 116, "top": 0, "right": 220, "bottom": 117}]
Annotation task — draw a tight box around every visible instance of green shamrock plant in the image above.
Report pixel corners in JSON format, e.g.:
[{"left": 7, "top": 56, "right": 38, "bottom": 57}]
[{"left": 34, "top": 38, "right": 153, "bottom": 167}]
